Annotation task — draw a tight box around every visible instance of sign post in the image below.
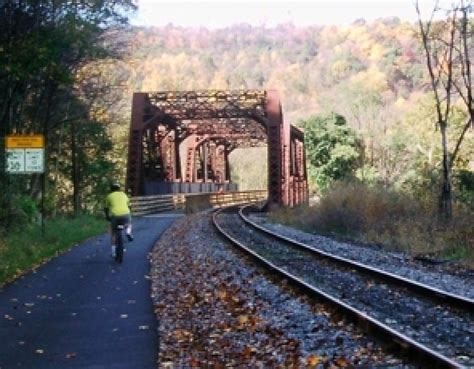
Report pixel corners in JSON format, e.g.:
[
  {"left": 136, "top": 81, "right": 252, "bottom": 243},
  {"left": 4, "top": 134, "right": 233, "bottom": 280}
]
[{"left": 5, "top": 134, "right": 46, "bottom": 234}]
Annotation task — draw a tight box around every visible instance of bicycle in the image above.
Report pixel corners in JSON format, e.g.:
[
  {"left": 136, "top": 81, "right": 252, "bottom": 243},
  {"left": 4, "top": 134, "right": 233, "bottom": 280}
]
[{"left": 114, "top": 222, "right": 126, "bottom": 263}]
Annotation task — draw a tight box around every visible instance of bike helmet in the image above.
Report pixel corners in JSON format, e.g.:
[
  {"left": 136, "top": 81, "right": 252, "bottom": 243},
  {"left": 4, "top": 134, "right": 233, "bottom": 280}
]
[{"left": 110, "top": 182, "right": 121, "bottom": 191}]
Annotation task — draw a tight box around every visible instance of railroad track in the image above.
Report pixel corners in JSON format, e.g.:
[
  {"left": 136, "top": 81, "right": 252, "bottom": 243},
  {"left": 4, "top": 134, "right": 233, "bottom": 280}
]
[{"left": 212, "top": 205, "right": 474, "bottom": 369}]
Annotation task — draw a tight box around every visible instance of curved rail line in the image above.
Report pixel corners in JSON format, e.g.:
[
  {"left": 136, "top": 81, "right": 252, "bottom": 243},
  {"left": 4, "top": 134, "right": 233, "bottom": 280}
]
[
  {"left": 239, "top": 206, "right": 474, "bottom": 312},
  {"left": 212, "top": 206, "right": 466, "bottom": 369}
]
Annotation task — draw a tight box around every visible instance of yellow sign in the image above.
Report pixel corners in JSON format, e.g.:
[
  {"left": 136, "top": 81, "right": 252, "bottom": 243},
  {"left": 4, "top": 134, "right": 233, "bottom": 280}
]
[{"left": 5, "top": 135, "right": 44, "bottom": 148}]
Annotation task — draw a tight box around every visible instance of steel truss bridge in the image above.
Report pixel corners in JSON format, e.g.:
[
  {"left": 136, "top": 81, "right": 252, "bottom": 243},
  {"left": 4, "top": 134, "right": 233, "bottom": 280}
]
[{"left": 126, "top": 90, "right": 308, "bottom": 207}]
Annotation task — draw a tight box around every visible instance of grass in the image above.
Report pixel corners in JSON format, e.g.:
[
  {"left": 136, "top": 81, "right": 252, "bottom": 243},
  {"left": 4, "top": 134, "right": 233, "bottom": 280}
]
[
  {"left": 0, "top": 214, "right": 107, "bottom": 286},
  {"left": 270, "top": 182, "right": 474, "bottom": 267}
]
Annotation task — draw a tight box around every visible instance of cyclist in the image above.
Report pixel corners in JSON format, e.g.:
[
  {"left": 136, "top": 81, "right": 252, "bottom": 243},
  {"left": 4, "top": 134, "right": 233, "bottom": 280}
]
[{"left": 104, "top": 182, "right": 133, "bottom": 258}]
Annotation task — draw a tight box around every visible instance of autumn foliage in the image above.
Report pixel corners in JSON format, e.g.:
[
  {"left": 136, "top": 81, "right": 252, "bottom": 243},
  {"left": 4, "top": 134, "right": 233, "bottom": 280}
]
[{"left": 151, "top": 215, "right": 390, "bottom": 367}]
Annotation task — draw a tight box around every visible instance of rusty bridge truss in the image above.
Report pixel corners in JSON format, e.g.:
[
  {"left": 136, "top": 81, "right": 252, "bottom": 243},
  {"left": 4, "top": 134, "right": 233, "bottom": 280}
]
[{"left": 126, "top": 90, "right": 308, "bottom": 207}]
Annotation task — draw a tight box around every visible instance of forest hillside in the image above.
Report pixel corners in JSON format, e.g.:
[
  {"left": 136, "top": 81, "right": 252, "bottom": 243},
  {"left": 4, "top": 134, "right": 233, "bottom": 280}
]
[
  {"left": 113, "top": 19, "right": 422, "bottom": 123},
  {"left": 102, "top": 19, "right": 472, "bottom": 197}
]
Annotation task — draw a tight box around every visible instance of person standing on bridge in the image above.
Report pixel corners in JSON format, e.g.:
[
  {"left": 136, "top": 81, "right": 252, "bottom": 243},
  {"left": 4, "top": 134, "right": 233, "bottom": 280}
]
[{"left": 104, "top": 182, "right": 134, "bottom": 258}]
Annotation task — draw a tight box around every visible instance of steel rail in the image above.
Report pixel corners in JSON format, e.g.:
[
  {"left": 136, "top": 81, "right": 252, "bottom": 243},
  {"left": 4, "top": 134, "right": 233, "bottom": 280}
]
[
  {"left": 238, "top": 206, "right": 474, "bottom": 313},
  {"left": 212, "top": 207, "right": 465, "bottom": 369}
]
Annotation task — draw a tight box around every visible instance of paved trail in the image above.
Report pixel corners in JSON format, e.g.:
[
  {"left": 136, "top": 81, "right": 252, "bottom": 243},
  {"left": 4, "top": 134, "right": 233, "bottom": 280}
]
[{"left": 0, "top": 214, "right": 182, "bottom": 369}]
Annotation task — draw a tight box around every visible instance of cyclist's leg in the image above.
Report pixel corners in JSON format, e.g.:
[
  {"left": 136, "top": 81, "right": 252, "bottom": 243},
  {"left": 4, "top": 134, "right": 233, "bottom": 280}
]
[
  {"left": 113, "top": 215, "right": 132, "bottom": 251},
  {"left": 110, "top": 217, "right": 118, "bottom": 257},
  {"left": 124, "top": 214, "right": 133, "bottom": 241},
  {"left": 109, "top": 223, "right": 115, "bottom": 244}
]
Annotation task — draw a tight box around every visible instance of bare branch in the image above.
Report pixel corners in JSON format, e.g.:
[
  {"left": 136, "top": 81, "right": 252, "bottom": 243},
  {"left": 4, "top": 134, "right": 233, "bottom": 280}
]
[
  {"left": 451, "top": 118, "right": 472, "bottom": 164},
  {"left": 460, "top": 3, "right": 473, "bottom": 119},
  {"left": 416, "top": 0, "right": 445, "bottom": 126},
  {"left": 441, "top": 9, "right": 457, "bottom": 124}
]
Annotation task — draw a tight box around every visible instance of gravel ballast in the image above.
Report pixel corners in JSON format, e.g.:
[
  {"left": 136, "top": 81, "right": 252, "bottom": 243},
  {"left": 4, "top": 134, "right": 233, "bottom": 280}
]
[
  {"left": 249, "top": 214, "right": 474, "bottom": 300},
  {"left": 219, "top": 212, "right": 474, "bottom": 366},
  {"left": 150, "top": 214, "right": 413, "bottom": 368}
]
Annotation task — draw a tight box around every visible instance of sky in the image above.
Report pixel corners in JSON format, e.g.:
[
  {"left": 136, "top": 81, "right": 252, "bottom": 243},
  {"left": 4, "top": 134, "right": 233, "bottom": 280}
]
[{"left": 130, "top": 0, "right": 445, "bottom": 28}]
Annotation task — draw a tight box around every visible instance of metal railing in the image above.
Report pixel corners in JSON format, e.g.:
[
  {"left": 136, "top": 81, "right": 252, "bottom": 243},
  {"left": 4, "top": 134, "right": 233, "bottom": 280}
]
[
  {"left": 130, "top": 190, "right": 267, "bottom": 216},
  {"left": 130, "top": 194, "right": 186, "bottom": 216},
  {"left": 185, "top": 190, "right": 267, "bottom": 213}
]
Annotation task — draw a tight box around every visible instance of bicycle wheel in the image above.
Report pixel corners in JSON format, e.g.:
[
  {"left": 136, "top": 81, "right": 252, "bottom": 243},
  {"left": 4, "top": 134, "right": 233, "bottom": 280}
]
[{"left": 115, "top": 229, "right": 124, "bottom": 263}]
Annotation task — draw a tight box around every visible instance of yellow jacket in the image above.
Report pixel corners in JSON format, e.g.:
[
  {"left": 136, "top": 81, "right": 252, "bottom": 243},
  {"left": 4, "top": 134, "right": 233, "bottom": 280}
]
[{"left": 104, "top": 191, "right": 131, "bottom": 217}]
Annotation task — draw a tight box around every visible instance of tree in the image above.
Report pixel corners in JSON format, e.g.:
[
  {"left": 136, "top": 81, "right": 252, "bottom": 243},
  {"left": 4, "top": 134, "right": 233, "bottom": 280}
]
[
  {"left": 416, "top": 0, "right": 474, "bottom": 219},
  {"left": 0, "top": 0, "right": 136, "bottom": 227},
  {"left": 301, "top": 113, "right": 362, "bottom": 192}
]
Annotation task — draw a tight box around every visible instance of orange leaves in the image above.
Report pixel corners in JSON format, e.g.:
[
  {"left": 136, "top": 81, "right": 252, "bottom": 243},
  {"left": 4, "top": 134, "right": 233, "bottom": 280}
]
[
  {"left": 150, "top": 216, "right": 381, "bottom": 368},
  {"left": 306, "top": 354, "right": 323, "bottom": 367},
  {"left": 215, "top": 282, "right": 242, "bottom": 307},
  {"left": 240, "top": 344, "right": 256, "bottom": 359},
  {"left": 334, "top": 357, "right": 350, "bottom": 367},
  {"left": 151, "top": 216, "right": 310, "bottom": 366},
  {"left": 188, "top": 356, "right": 201, "bottom": 368},
  {"left": 172, "top": 328, "right": 193, "bottom": 343},
  {"left": 215, "top": 286, "right": 228, "bottom": 302},
  {"left": 237, "top": 314, "right": 249, "bottom": 325},
  {"left": 305, "top": 355, "right": 351, "bottom": 368},
  {"left": 236, "top": 313, "right": 260, "bottom": 330}
]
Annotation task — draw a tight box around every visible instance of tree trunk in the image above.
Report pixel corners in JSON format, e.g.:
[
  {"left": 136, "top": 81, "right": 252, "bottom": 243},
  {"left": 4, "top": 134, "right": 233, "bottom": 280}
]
[
  {"left": 439, "top": 126, "right": 452, "bottom": 219},
  {"left": 52, "top": 120, "right": 65, "bottom": 217},
  {"left": 71, "top": 120, "right": 80, "bottom": 215}
]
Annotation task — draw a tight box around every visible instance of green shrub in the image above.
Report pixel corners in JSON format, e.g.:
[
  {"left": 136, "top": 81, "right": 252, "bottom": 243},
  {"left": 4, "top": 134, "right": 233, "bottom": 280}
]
[
  {"left": 16, "top": 195, "right": 39, "bottom": 223},
  {"left": 0, "top": 195, "right": 40, "bottom": 232},
  {"left": 454, "top": 170, "right": 474, "bottom": 208},
  {"left": 301, "top": 113, "right": 362, "bottom": 193}
]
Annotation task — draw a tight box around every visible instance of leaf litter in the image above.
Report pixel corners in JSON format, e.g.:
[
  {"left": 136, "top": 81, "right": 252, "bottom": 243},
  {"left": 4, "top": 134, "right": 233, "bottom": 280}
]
[{"left": 150, "top": 214, "right": 412, "bottom": 368}]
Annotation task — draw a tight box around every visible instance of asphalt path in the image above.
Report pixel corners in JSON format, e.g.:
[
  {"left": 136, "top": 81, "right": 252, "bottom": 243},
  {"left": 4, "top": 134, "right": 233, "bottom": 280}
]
[{"left": 0, "top": 214, "right": 183, "bottom": 369}]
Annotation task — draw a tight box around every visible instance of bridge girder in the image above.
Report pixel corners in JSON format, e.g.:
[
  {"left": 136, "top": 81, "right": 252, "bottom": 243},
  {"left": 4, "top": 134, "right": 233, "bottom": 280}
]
[{"left": 126, "top": 90, "right": 308, "bottom": 207}]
